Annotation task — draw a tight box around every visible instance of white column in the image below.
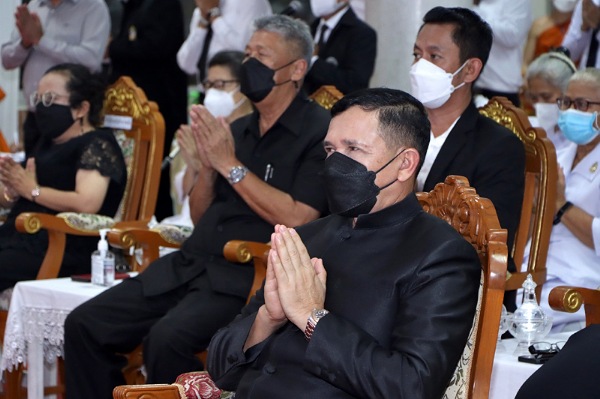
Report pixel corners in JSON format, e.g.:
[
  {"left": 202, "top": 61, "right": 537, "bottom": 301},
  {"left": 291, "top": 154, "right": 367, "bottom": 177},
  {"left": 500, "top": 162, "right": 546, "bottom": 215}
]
[{"left": 0, "top": 0, "right": 21, "bottom": 148}]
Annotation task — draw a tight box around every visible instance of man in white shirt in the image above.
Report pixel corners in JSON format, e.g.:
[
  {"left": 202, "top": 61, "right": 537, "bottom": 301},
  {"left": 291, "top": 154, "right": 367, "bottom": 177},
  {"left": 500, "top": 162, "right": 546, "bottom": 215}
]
[
  {"left": 1, "top": 0, "right": 110, "bottom": 156},
  {"left": 177, "top": 0, "right": 272, "bottom": 85},
  {"left": 562, "top": 0, "right": 600, "bottom": 69},
  {"left": 472, "top": 0, "right": 532, "bottom": 106}
]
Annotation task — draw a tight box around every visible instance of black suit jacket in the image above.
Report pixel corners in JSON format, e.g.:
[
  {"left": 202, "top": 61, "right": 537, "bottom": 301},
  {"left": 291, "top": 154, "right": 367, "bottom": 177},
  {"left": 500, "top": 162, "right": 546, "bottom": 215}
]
[
  {"left": 304, "top": 7, "right": 377, "bottom": 95},
  {"left": 423, "top": 102, "right": 525, "bottom": 272},
  {"left": 207, "top": 194, "right": 481, "bottom": 398}
]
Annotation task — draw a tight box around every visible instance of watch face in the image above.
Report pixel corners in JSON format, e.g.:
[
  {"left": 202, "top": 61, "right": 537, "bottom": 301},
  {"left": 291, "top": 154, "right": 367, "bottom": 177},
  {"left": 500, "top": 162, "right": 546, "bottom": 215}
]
[
  {"left": 312, "top": 309, "right": 329, "bottom": 320},
  {"left": 229, "top": 166, "right": 248, "bottom": 183}
]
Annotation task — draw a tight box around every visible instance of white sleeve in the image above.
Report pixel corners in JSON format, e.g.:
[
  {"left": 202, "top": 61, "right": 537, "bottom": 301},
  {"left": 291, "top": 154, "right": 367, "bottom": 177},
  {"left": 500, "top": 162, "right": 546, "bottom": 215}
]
[
  {"left": 593, "top": 217, "right": 600, "bottom": 256},
  {"left": 177, "top": 8, "right": 209, "bottom": 75},
  {"left": 477, "top": 0, "right": 531, "bottom": 47},
  {"left": 562, "top": 1, "right": 589, "bottom": 63},
  {"left": 1, "top": 29, "right": 31, "bottom": 70}
]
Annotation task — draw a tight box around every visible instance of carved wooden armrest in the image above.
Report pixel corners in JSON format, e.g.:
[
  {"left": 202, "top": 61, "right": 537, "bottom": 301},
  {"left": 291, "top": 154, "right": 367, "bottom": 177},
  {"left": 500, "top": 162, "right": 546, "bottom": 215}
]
[
  {"left": 549, "top": 285, "right": 600, "bottom": 326},
  {"left": 223, "top": 240, "right": 270, "bottom": 304},
  {"left": 14, "top": 212, "right": 114, "bottom": 279},
  {"left": 108, "top": 223, "right": 192, "bottom": 272},
  {"left": 113, "top": 384, "right": 183, "bottom": 399}
]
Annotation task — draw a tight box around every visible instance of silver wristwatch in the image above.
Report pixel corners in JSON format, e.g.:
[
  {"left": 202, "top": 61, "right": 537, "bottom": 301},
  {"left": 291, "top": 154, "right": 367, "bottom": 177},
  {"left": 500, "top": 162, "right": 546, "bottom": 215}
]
[
  {"left": 227, "top": 165, "right": 249, "bottom": 184},
  {"left": 304, "top": 308, "right": 329, "bottom": 341}
]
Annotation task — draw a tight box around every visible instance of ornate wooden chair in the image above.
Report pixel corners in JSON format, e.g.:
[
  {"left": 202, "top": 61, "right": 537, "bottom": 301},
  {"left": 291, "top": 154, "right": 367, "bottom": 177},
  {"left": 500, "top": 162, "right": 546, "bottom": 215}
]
[
  {"left": 112, "top": 175, "right": 508, "bottom": 399},
  {"left": 479, "top": 96, "right": 558, "bottom": 299},
  {"left": 0, "top": 76, "right": 165, "bottom": 399},
  {"left": 548, "top": 286, "right": 600, "bottom": 326}
]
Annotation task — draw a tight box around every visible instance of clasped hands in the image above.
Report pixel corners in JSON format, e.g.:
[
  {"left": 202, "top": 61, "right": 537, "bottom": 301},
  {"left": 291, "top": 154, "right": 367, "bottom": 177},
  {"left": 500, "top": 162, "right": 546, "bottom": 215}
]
[
  {"left": 263, "top": 224, "right": 327, "bottom": 331},
  {"left": 189, "top": 104, "right": 237, "bottom": 177},
  {"left": 15, "top": 5, "right": 43, "bottom": 48},
  {"left": 0, "top": 156, "right": 37, "bottom": 201}
]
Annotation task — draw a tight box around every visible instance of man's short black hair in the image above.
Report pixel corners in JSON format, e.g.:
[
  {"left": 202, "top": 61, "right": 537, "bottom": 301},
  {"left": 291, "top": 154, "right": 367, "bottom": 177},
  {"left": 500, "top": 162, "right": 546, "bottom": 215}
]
[
  {"left": 421, "top": 6, "right": 493, "bottom": 67},
  {"left": 331, "top": 88, "right": 430, "bottom": 172}
]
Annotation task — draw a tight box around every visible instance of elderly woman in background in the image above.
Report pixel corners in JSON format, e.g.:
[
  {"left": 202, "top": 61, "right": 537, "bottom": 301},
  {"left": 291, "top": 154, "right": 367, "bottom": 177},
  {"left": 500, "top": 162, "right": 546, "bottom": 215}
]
[
  {"left": 525, "top": 50, "right": 577, "bottom": 152},
  {"left": 0, "top": 63, "right": 127, "bottom": 290},
  {"left": 525, "top": 67, "right": 600, "bottom": 332}
]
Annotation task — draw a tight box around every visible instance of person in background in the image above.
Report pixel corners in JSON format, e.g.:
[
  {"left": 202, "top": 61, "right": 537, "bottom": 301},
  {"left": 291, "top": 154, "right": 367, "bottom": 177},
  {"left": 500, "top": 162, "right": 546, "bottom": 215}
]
[
  {"left": 525, "top": 50, "right": 577, "bottom": 152},
  {"left": 472, "top": 0, "right": 532, "bottom": 106},
  {"left": 63, "top": 15, "right": 330, "bottom": 398},
  {"left": 207, "top": 87, "right": 481, "bottom": 398},
  {"left": 522, "top": 0, "right": 577, "bottom": 76},
  {"left": 411, "top": 6, "right": 525, "bottom": 311},
  {"left": 525, "top": 67, "right": 600, "bottom": 332},
  {"left": 0, "top": 63, "right": 126, "bottom": 290},
  {"left": 108, "top": 0, "right": 188, "bottom": 222},
  {"left": 165, "top": 50, "right": 253, "bottom": 228},
  {"left": 303, "top": 0, "right": 376, "bottom": 95},
  {"left": 562, "top": 0, "right": 600, "bottom": 69},
  {"left": 177, "top": 0, "right": 271, "bottom": 92},
  {"left": 1, "top": 0, "right": 110, "bottom": 158}
]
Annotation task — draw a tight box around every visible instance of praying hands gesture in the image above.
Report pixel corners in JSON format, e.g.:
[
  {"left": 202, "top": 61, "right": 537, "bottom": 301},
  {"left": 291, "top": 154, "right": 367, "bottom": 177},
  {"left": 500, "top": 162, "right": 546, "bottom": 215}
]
[
  {"left": 245, "top": 225, "right": 327, "bottom": 350},
  {"left": 189, "top": 104, "right": 236, "bottom": 177},
  {"left": 0, "top": 157, "right": 37, "bottom": 203},
  {"left": 15, "top": 5, "right": 43, "bottom": 48}
]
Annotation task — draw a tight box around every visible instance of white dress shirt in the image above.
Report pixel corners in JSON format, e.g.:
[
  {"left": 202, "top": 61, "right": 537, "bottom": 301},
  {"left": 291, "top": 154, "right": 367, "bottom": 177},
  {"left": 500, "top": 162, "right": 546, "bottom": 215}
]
[
  {"left": 176, "top": 0, "right": 272, "bottom": 77},
  {"left": 416, "top": 117, "right": 459, "bottom": 191},
  {"left": 1, "top": 0, "right": 110, "bottom": 111},
  {"left": 473, "top": 0, "right": 532, "bottom": 93},
  {"left": 562, "top": 0, "right": 600, "bottom": 69}
]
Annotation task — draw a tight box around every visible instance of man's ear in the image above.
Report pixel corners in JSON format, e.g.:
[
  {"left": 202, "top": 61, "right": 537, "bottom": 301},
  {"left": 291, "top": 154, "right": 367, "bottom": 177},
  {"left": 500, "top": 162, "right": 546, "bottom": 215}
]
[
  {"left": 462, "top": 58, "right": 483, "bottom": 84},
  {"left": 291, "top": 59, "right": 308, "bottom": 82},
  {"left": 397, "top": 148, "right": 420, "bottom": 182}
]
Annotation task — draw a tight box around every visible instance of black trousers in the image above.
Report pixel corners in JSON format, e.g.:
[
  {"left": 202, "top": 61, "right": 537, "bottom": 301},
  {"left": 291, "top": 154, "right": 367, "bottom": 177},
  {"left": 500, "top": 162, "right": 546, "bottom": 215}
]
[{"left": 63, "top": 271, "right": 245, "bottom": 399}]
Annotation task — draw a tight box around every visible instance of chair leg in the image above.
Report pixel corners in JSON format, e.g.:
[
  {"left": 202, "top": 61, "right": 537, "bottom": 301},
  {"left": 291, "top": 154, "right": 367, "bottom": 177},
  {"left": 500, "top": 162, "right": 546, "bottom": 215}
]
[{"left": 3, "top": 365, "right": 26, "bottom": 399}]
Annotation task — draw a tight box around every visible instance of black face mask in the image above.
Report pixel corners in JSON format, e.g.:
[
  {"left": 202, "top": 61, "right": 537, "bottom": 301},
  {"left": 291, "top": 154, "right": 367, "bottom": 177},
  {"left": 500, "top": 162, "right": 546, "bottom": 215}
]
[
  {"left": 240, "top": 57, "right": 296, "bottom": 103},
  {"left": 35, "top": 103, "right": 75, "bottom": 140},
  {"left": 322, "top": 150, "right": 404, "bottom": 217}
]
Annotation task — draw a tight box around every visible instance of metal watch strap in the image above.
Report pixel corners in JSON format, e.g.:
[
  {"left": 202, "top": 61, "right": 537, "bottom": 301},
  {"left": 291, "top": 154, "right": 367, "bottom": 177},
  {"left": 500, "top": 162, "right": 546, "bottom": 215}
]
[
  {"left": 304, "top": 308, "right": 329, "bottom": 341},
  {"left": 31, "top": 185, "right": 40, "bottom": 203},
  {"left": 227, "top": 165, "right": 248, "bottom": 184}
]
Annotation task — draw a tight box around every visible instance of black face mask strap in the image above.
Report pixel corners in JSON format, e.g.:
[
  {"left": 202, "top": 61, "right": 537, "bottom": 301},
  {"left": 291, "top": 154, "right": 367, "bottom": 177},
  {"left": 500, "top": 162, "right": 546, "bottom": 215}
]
[
  {"left": 272, "top": 59, "right": 298, "bottom": 87},
  {"left": 374, "top": 148, "right": 406, "bottom": 174}
]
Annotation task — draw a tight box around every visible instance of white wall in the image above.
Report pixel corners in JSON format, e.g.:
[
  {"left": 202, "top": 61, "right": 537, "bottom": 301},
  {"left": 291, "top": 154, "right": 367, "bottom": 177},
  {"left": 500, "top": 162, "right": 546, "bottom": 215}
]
[{"left": 0, "top": 0, "right": 20, "bottom": 147}]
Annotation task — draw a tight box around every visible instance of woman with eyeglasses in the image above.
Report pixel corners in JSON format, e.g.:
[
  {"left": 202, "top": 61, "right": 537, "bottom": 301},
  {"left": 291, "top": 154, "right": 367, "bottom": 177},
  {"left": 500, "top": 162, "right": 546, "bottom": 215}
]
[
  {"left": 525, "top": 50, "right": 576, "bottom": 152},
  {"left": 524, "top": 67, "right": 600, "bottom": 333},
  {"left": 0, "top": 63, "right": 126, "bottom": 290},
  {"left": 162, "top": 50, "right": 252, "bottom": 229}
]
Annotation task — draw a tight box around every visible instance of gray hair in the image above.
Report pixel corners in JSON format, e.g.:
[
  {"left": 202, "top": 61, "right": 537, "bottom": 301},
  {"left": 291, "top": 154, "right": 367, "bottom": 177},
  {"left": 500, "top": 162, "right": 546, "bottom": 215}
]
[
  {"left": 570, "top": 67, "right": 600, "bottom": 87},
  {"left": 253, "top": 15, "right": 314, "bottom": 65},
  {"left": 526, "top": 52, "right": 577, "bottom": 92}
]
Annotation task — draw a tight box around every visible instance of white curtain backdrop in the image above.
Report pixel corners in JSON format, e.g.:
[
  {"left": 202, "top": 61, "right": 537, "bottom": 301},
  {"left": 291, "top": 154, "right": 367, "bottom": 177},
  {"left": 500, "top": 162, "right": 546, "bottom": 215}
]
[{"left": 0, "top": 0, "right": 21, "bottom": 147}]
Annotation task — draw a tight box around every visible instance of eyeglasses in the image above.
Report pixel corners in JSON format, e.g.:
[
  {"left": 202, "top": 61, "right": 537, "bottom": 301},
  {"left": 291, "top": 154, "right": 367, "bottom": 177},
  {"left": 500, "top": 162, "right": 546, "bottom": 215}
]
[
  {"left": 528, "top": 341, "right": 566, "bottom": 355},
  {"left": 202, "top": 79, "right": 238, "bottom": 90},
  {"left": 557, "top": 97, "right": 600, "bottom": 112},
  {"left": 30, "top": 91, "right": 69, "bottom": 107}
]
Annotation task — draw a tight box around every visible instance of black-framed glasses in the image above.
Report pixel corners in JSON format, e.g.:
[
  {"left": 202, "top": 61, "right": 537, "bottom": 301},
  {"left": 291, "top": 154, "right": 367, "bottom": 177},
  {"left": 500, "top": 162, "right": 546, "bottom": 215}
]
[
  {"left": 528, "top": 341, "right": 566, "bottom": 355},
  {"left": 557, "top": 97, "right": 600, "bottom": 112},
  {"left": 29, "top": 91, "right": 69, "bottom": 107},
  {"left": 201, "top": 79, "right": 238, "bottom": 90}
]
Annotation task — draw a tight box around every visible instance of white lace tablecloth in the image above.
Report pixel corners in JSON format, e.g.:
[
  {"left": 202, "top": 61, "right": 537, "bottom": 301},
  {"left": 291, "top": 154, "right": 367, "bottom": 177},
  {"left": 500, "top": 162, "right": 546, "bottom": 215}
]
[{"left": 0, "top": 277, "right": 125, "bottom": 399}]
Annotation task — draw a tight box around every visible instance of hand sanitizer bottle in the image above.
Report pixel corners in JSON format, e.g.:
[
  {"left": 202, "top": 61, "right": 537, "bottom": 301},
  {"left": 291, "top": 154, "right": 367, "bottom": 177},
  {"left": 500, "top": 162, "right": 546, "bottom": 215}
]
[{"left": 91, "top": 229, "right": 115, "bottom": 286}]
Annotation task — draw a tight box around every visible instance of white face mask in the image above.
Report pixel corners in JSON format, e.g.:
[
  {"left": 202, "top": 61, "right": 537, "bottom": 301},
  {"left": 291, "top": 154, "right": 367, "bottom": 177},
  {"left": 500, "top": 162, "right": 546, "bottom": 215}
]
[
  {"left": 409, "top": 58, "right": 467, "bottom": 109},
  {"left": 533, "top": 102, "right": 560, "bottom": 136},
  {"left": 311, "top": 0, "right": 345, "bottom": 18},
  {"left": 552, "top": 0, "right": 577, "bottom": 12},
  {"left": 203, "top": 87, "right": 243, "bottom": 118}
]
